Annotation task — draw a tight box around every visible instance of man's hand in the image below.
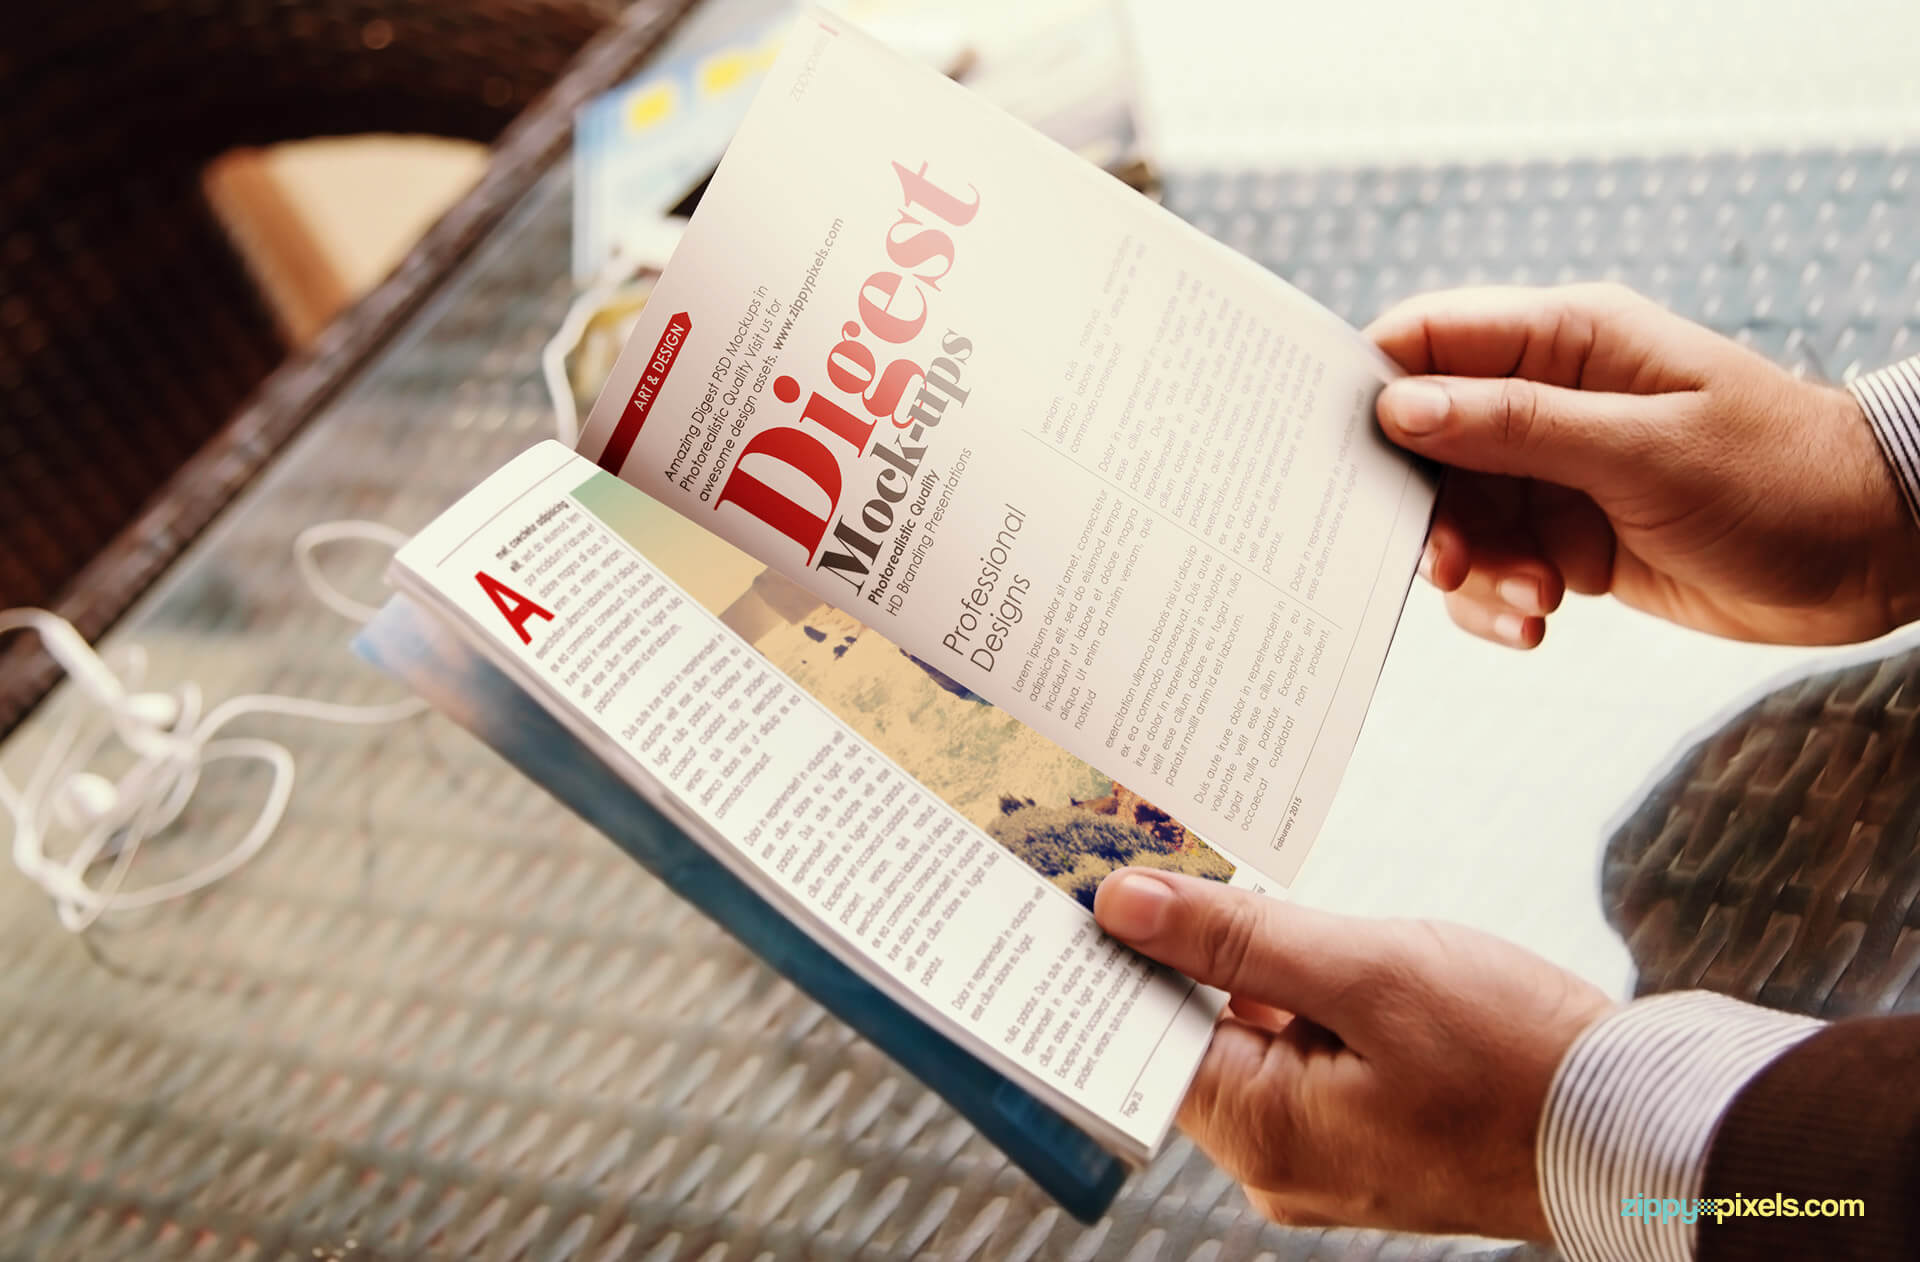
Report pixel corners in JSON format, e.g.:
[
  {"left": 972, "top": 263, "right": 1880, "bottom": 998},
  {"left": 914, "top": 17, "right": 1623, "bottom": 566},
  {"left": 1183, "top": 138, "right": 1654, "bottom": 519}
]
[
  {"left": 1370, "top": 283, "right": 1920, "bottom": 647},
  {"left": 1094, "top": 868, "right": 1616, "bottom": 1241}
]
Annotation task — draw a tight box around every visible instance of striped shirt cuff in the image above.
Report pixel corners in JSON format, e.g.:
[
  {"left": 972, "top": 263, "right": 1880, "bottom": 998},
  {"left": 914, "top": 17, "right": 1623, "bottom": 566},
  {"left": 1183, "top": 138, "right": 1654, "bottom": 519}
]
[
  {"left": 1537, "top": 992, "right": 1823, "bottom": 1262},
  {"left": 1850, "top": 355, "right": 1920, "bottom": 528}
]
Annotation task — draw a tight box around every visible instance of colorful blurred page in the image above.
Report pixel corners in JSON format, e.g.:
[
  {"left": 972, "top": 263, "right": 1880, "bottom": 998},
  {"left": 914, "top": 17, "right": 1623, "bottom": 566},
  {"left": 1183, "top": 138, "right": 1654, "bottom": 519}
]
[{"left": 572, "top": 1, "right": 1148, "bottom": 284}]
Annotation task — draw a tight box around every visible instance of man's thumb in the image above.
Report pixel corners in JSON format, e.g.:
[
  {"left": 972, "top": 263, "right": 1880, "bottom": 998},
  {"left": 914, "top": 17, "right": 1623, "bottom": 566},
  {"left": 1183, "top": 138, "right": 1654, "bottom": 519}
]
[
  {"left": 1093, "top": 869, "right": 1399, "bottom": 1045},
  {"left": 1377, "top": 375, "right": 1669, "bottom": 493}
]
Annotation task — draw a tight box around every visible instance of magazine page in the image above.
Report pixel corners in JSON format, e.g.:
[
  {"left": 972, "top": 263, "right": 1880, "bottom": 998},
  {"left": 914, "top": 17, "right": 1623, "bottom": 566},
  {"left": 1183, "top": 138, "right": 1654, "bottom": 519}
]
[
  {"left": 356, "top": 593, "right": 1130, "bottom": 1221},
  {"left": 576, "top": 10, "right": 1434, "bottom": 886},
  {"left": 391, "top": 441, "right": 1219, "bottom": 1156}
]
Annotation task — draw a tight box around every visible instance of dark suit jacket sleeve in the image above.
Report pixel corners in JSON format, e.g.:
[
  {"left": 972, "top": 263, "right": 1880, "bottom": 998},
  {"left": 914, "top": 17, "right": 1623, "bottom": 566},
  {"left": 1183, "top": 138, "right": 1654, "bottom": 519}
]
[{"left": 1700, "top": 1014, "right": 1920, "bottom": 1261}]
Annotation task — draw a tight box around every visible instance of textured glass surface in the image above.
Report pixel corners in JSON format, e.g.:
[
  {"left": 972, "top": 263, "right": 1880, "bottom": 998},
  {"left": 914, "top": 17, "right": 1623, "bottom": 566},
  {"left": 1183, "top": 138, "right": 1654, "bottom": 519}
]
[{"left": 6, "top": 144, "right": 1914, "bottom": 1258}]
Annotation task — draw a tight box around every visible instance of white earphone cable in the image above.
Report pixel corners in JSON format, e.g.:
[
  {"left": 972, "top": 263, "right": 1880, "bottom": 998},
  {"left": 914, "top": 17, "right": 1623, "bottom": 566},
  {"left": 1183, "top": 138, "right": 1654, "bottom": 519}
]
[
  {"left": 2, "top": 522, "right": 426, "bottom": 932},
  {"left": 293, "top": 520, "right": 413, "bottom": 623},
  {"left": 4, "top": 228, "right": 677, "bottom": 932}
]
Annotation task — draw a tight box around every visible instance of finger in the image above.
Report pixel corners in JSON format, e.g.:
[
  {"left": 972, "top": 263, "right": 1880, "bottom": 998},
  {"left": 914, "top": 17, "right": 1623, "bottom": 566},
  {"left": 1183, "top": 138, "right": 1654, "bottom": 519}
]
[
  {"left": 1228, "top": 994, "right": 1293, "bottom": 1031},
  {"left": 1451, "top": 552, "right": 1564, "bottom": 618},
  {"left": 1421, "top": 513, "right": 1470, "bottom": 592},
  {"left": 1428, "top": 471, "right": 1603, "bottom": 607},
  {"left": 1093, "top": 870, "right": 1410, "bottom": 1044},
  {"left": 1364, "top": 283, "right": 1713, "bottom": 389},
  {"left": 1443, "top": 588, "right": 1547, "bottom": 649},
  {"left": 1178, "top": 1017, "right": 1312, "bottom": 1190},
  {"left": 1524, "top": 481, "right": 1616, "bottom": 596},
  {"left": 1378, "top": 373, "right": 1684, "bottom": 500},
  {"left": 1430, "top": 474, "right": 1564, "bottom": 614}
]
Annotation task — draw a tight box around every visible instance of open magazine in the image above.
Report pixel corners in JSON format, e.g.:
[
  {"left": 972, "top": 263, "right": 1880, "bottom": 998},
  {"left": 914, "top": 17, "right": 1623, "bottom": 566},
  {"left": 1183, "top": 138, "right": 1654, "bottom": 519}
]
[{"left": 360, "top": 9, "right": 1434, "bottom": 1220}]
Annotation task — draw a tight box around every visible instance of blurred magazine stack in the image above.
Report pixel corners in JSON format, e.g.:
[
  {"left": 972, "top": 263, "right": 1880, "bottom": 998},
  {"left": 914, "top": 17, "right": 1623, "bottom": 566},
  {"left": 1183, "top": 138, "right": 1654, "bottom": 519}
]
[
  {"left": 574, "top": 0, "right": 1157, "bottom": 286},
  {"left": 556, "top": 0, "right": 1158, "bottom": 441}
]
